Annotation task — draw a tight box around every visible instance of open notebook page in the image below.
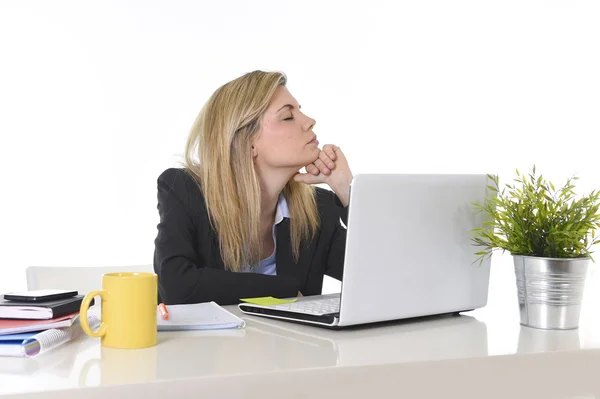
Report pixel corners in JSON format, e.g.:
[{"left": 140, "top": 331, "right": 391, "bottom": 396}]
[{"left": 157, "top": 301, "right": 245, "bottom": 331}]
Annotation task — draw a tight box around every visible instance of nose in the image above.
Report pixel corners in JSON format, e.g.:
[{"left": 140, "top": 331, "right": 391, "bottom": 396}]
[{"left": 303, "top": 115, "right": 316, "bottom": 131}]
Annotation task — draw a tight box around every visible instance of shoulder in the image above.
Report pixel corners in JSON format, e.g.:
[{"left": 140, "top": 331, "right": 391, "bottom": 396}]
[
  {"left": 157, "top": 168, "right": 206, "bottom": 209},
  {"left": 158, "top": 168, "right": 201, "bottom": 192},
  {"left": 158, "top": 168, "right": 197, "bottom": 188}
]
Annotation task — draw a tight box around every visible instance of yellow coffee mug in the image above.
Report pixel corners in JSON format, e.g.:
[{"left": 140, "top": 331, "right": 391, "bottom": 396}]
[{"left": 80, "top": 272, "right": 158, "bottom": 349}]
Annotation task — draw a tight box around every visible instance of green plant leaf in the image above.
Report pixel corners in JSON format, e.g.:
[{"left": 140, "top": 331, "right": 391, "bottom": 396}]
[{"left": 470, "top": 166, "right": 600, "bottom": 261}]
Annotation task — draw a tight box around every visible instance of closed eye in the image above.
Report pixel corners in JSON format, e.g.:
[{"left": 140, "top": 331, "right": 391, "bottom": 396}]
[{"left": 284, "top": 116, "right": 294, "bottom": 121}]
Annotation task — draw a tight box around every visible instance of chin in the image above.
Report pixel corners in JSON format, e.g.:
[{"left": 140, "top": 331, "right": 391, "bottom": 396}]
[
  {"left": 308, "top": 145, "right": 321, "bottom": 158},
  {"left": 272, "top": 148, "right": 320, "bottom": 170},
  {"left": 303, "top": 148, "right": 320, "bottom": 164}
]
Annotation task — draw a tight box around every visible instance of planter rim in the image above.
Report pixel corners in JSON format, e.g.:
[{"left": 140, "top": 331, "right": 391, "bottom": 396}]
[{"left": 511, "top": 254, "right": 590, "bottom": 262}]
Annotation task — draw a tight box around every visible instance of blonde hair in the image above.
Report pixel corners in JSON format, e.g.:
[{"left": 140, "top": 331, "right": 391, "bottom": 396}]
[{"left": 184, "top": 70, "right": 320, "bottom": 272}]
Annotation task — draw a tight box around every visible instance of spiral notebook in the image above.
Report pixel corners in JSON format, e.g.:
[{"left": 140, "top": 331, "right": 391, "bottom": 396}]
[
  {"left": 157, "top": 301, "right": 245, "bottom": 331},
  {"left": 0, "top": 315, "right": 100, "bottom": 357}
]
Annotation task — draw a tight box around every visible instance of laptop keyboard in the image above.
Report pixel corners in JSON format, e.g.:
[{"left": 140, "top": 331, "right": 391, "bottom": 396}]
[{"left": 272, "top": 297, "right": 340, "bottom": 315}]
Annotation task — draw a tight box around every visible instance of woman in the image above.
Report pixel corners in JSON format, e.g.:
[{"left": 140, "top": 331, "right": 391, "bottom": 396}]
[{"left": 153, "top": 70, "right": 353, "bottom": 305}]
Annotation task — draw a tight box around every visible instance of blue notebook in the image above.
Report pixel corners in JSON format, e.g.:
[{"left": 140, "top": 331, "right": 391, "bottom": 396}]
[
  {"left": 0, "top": 332, "right": 38, "bottom": 357},
  {"left": 0, "top": 315, "right": 100, "bottom": 357}
]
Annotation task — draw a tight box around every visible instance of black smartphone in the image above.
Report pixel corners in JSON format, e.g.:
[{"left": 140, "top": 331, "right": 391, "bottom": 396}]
[{"left": 4, "top": 289, "right": 79, "bottom": 302}]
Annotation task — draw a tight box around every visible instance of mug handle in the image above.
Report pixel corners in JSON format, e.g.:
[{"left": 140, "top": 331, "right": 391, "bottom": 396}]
[{"left": 80, "top": 290, "right": 108, "bottom": 338}]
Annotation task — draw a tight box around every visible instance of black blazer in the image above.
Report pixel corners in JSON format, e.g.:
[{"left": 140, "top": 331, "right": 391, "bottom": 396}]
[{"left": 153, "top": 168, "right": 349, "bottom": 306}]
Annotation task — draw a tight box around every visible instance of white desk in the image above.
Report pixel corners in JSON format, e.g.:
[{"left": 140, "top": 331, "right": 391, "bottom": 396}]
[{"left": 1, "top": 266, "right": 599, "bottom": 399}]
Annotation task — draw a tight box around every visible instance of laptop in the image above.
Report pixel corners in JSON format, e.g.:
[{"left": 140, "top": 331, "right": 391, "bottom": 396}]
[{"left": 238, "top": 173, "right": 494, "bottom": 328}]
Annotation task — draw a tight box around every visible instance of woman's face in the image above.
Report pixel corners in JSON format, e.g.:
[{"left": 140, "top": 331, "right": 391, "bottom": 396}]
[{"left": 252, "top": 85, "right": 320, "bottom": 171}]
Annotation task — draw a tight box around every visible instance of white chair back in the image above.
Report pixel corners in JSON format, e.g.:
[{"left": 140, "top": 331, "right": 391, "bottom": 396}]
[{"left": 26, "top": 265, "right": 154, "bottom": 295}]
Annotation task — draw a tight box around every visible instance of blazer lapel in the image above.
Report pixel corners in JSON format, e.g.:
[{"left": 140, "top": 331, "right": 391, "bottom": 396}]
[{"left": 275, "top": 218, "right": 314, "bottom": 285}]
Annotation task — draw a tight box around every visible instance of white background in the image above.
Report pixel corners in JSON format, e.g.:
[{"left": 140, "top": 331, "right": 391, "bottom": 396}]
[{"left": 1, "top": 0, "right": 599, "bottom": 324}]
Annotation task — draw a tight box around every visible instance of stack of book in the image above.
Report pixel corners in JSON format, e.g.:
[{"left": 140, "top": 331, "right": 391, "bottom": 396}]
[{"left": 0, "top": 294, "right": 97, "bottom": 357}]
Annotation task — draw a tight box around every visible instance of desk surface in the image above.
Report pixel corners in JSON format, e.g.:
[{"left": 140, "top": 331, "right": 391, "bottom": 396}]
[{"left": 1, "top": 266, "right": 599, "bottom": 399}]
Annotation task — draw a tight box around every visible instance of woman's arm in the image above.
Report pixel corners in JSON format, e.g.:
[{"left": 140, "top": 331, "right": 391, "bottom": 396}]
[
  {"left": 324, "top": 190, "right": 349, "bottom": 281},
  {"left": 294, "top": 144, "right": 352, "bottom": 282},
  {"left": 153, "top": 169, "right": 300, "bottom": 306}
]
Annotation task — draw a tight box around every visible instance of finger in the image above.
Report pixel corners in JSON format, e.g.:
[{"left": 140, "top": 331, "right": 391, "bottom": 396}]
[
  {"left": 319, "top": 150, "right": 335, "bottom": 170},
  {"left": 293, "top": 172, "right": 322, "bottom": 184},
  {"left": 306, "top": 163, "right": 320, "bottom": 176},
  {"left": 313, "top": 158, "right": 331, "bottom": 175},
  {"left": 333, "top": 145, "right": 344, "bottom": 160},
  {"left": 323, "top": 144, "right": 337, "bottom": 161}
]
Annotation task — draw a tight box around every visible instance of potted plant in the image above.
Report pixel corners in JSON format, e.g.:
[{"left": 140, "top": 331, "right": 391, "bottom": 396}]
[{"left": 471, "top": 166, "right": 600, "bottom": 330}]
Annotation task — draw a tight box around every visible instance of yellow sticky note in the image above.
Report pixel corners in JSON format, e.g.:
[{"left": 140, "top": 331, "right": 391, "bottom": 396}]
[{"left": 239, "top": 296, "right": 298, "bottom": 306}]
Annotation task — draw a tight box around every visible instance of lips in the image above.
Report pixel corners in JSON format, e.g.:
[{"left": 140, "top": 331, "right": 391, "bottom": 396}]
[{"left": 308, "top": 136, "right": 318, "bottom": 145}]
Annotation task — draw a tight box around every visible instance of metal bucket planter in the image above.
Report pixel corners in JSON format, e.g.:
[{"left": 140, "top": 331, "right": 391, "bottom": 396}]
[{"left": 513, "top": 255, "right": 589, "bottom": 330}]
